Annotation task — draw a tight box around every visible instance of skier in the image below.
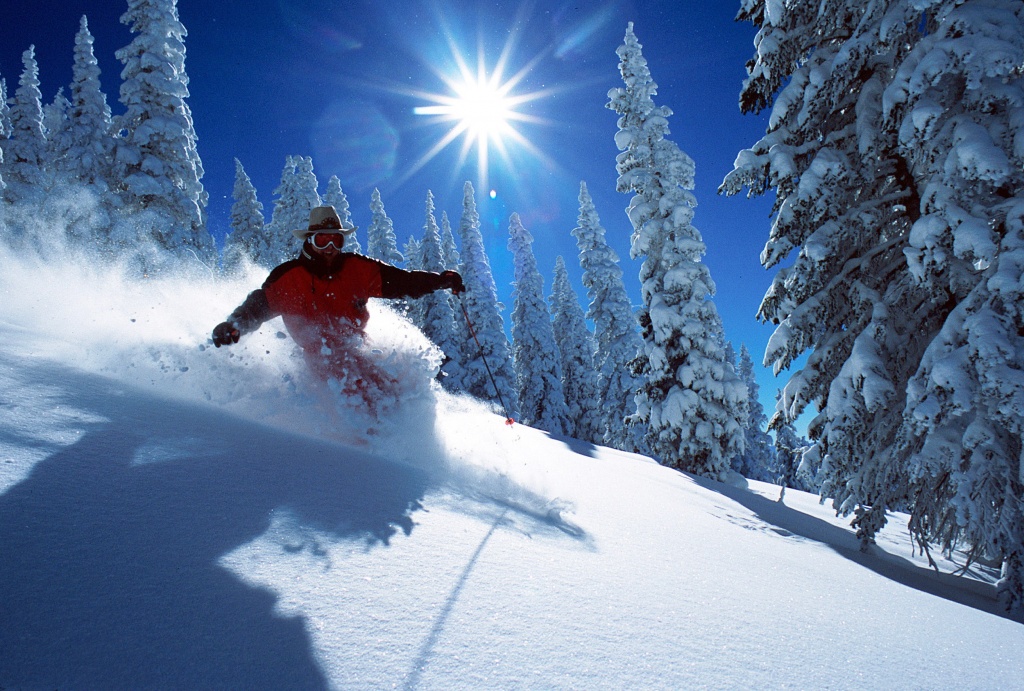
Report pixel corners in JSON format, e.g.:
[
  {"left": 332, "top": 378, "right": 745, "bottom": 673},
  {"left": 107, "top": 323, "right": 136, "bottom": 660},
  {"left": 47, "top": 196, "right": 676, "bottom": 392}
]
[{"left": 212, "top": 205, "right": 464, "bottom": 399}]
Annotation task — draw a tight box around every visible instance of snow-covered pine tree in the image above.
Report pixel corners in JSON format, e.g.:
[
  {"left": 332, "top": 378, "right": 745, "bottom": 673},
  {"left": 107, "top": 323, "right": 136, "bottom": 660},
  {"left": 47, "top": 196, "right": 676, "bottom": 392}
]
[
  {"left": 733, "top": 344, "right": 776, "bottom": 482},
  {"left": 571, "top": 181, "right": 644, "bottom": 450},
  {"left": 265, "top": 156, "right": 314, "bottom": 264},
  {"left": 721, "top": 0, "right": 1024, "bottom": 609},
  {"left": 293, "top": 156, "right": 321, "bottom": 217},
  {"left": 773, "top": 391, "right": 813, "bottom": 495},
  {"left": 0, "top": 78, "right": 10, "bottom": 139},
  {"left": 366, "top": 188, "right": 408, "bottom": 317},
  {"left": 222, "top": 158, "right": 268, "bottom": 273},
  {"left": 43, "top": 89, "right": 73, "bottom": 180},
  {"left": 67, "top": 16, "right": 116, "bottom": 193},
  {"left": 894, "top": 1, "right": 1024, "bottom": 610},
  {"left": 440, "top": 211, "right": 460, "bottom": 270},
  {"left": 550, "top": 255, "right": 603, "bottom": 444},
  {"left": 367, "top": 188, "right": 403, "bottom": 264},
  {"left": 113, "top": 0, "right": 213, "bottom": 264},
  {"left": 61, "top": 14, "right": 118, "bottom": 248},
  {"left": 454, "top": 181, "right": 518, "bottom": 417},
  {"left": 403, "top": 234, "right": 425, "bottom": 328},
  {"left": 608, "top": 23, "right": 746, "bottom": 478},
  {"left": 417, "top": 191, "right": 463, "bottom": 388},
  {"left": 508, "top": 213, "right": 570, "bottom": 434},
  {"left": 323, "top": 174, "right": 360, "bottom": 253},
  {"left": 4, "top": 46, "right": 47, "bottom": 208},
  {"left": 404, "top": 235, "right": 423, "bottom": 271}
]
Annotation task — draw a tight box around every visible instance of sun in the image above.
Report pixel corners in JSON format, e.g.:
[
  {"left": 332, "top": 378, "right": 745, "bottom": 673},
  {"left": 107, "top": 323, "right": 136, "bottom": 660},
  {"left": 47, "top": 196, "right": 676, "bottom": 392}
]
[
  {"left": 404, "top": 35, "right": 554, "bottom": 190},
  {"left": 412, "top": 70, "right": 522, "bottom": 188},
  {"left": 421, "top": 77, "right": 516, "bottom": 144}
]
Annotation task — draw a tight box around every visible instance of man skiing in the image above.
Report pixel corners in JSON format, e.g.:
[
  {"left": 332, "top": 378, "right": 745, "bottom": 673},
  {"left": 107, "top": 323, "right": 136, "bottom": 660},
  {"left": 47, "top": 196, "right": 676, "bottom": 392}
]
[{"left": 212, "top": 205, "right": 464, "bottom": 395}]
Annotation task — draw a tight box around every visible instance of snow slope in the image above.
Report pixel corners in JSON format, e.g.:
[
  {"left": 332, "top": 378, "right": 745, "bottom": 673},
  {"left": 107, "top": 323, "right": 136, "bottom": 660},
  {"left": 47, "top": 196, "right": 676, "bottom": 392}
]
[{"left": 1, "top": 246, "right": 1022, "bottom": 690}]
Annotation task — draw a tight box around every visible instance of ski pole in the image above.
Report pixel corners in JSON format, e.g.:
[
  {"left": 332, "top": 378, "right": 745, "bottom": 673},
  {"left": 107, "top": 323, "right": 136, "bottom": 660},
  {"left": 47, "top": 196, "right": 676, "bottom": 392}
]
[{"left": 458, "top": 297, "right": 515, "bottom": 426}]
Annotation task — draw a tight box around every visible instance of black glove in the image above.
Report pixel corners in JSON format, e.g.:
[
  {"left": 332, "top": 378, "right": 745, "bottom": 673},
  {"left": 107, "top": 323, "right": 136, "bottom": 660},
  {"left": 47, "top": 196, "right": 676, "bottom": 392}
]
[
  {"left": 212, "top": 321, "right": 240, "bottom": 347},
  {"left": 440, "top": 270, "right": 465, "bottom": 295}
]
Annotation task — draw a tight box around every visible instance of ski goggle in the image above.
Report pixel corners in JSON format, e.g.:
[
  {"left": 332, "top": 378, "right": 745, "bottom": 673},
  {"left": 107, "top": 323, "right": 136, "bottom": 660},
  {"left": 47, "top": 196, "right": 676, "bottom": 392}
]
[{"left": 309, "top": 232, "right": 345, "bottom": 251}]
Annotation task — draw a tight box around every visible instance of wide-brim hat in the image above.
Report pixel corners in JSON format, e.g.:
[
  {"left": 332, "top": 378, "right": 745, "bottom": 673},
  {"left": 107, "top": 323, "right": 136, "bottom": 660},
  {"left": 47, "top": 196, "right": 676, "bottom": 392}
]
[{"left": 292, "top": 205, "right": 358, "bottom": 240}]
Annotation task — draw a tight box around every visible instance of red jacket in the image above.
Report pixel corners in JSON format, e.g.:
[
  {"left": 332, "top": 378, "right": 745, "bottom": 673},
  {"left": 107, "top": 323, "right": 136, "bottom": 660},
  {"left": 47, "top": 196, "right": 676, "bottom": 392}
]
[{"left": 228, "top": 248, "right": 449, "bottom": 358}]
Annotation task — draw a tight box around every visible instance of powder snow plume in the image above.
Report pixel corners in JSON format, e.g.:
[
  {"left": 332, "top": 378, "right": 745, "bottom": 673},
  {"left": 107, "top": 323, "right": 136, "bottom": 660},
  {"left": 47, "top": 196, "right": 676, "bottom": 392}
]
[{"left": 0, "top": 231, "right": 564, "bottom": 513}]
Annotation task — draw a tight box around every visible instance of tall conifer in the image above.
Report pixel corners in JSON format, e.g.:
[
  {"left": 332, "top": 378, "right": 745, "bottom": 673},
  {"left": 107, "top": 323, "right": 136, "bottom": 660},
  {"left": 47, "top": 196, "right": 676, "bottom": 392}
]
[
  {"left": 508, "top": 213, "right": 570, "bottom": 434},
  {"left": 454, "top": 181, "right": 518, "bottom": 417},
  {"left": 550, "top": 256, "right": 603, "bottom": 443},
  {"left": 572, "top": 181, "right": 644, "bottom": 449},
  {"left": 609, "top": 24, "right": 746, "bottom": 476},
  {"left": 113, "top": 0, "right": 212, "bottom": 263},
  {"left": 722, "top": 0, "right": 1024, "bottom": 609}
]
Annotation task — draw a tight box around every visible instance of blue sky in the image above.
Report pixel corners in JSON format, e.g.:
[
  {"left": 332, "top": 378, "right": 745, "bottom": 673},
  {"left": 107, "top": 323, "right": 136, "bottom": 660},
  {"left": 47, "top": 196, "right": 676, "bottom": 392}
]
[{"left": 2, "top": 0, "right": 788, "bottom": 412}]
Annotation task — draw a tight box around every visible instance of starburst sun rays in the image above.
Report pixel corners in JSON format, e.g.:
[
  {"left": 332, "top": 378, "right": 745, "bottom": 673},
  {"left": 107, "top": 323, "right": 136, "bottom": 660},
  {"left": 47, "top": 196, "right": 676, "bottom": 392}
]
[{"left": 399, "top": 24, "right": 560, "bottom": 190}]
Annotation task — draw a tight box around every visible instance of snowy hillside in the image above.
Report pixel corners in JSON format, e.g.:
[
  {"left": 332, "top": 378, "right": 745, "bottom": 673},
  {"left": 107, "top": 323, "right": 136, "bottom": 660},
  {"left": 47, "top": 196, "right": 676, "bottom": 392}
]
[{"left": 1, "top": 247, "right": 1022, "bottom": 689}]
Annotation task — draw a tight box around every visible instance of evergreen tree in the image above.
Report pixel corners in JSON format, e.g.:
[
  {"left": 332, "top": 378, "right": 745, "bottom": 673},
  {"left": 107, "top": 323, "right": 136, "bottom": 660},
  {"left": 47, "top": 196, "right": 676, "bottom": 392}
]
[
  {"left": 323, "top": 174, "right": 360, "bottom": 253},
  {"left": 508, "top": 213, "right": 570, "bottom": 434},
  {"left": 4, "top": 46, "right": 47, "bottom": 207},
  {"left": 608, "top": 23, "right": 746, "bottom": 478},
  {"left": 67, "top": 16, "right": 116, "bottom": 192},
  {"left": 403, "top": 234, "right": 425, "bottom": 327},
  {"left": 572, "top": 181, "right": 644, "bottom": 450},
  {"left": 440, "top": 210, "right": 460, "bottom": 270},
  {"left": 418, "top": 191, "right": 463, "bottom": 388},
  {"left": 113, "top": 0, "right": 213, "bottom": 264},
  {"left": 293, "top": 156, "right": 321, "bottom": 217},
  {"left": 721, "top": 0, "right": 1024, "bottom": 609},
  {"left": 0, "top": 78, "right": 10, "bottom": 139},
  {"left": 265, "top": 156, "right": 313, "bottom": 264},
  {"left": 550, "top": 256, "right": 603, "bottom": 444},
  {"left": 774, "top": 392, "right": 813, "bottom": 496},
  {"left": 366, "top": 188, "right": 403, "bottom": 264},
  {"left": 62, "top": 14, "right": 118, "bottom": 248},
  {"left": 404, "top": 235, "right": 423, "bottom": 270},
  {"left": 733, "top": 344, "right": 776, "bottom": 481},
  {"left": 43, "top": 89, "right": 73, "bottom": 180},
  {"left": 454, "top": 181, "right": 518, "bottom": 417},
  {"left": 222, "top": 158, "right": 268, "bottom": 273}
]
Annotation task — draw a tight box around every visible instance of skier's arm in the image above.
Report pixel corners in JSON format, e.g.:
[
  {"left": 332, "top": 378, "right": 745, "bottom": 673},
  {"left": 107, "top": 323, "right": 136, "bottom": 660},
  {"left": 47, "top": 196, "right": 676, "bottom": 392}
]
[
  {"left": 378, "top": 264, "right": 464, "bottom": 299},
  {"left": 212, "top": 288, "right": 273, "bottom": 347},
  {"left": 228, "top": 288, "right": 273, "bottom": 334}
]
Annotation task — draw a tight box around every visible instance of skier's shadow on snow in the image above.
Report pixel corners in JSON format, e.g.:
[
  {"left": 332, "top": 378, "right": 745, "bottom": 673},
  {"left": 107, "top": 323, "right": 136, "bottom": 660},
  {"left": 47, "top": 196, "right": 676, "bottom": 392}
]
[
  {"left": 696, "top": 476, "right": 1024, "bottom": 624},
  {"left": 0, "top": 360, "right": 434, "bottom": 689}
]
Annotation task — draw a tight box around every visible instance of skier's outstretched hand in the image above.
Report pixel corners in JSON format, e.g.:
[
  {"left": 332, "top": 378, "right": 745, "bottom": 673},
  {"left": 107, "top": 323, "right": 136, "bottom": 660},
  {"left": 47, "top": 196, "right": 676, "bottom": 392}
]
[
  {"left": 440, "top": 270, "right": 465, "bottom": 295},
  {"left": 212, "top": 321, "right": 240, "bottom": 347}
]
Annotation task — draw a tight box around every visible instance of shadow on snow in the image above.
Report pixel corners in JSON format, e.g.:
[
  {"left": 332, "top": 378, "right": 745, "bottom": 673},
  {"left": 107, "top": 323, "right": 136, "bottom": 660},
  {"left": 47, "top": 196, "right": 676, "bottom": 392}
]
[
  {"left": 0, "top": 359, "right": 433, "bottom": 689},
  {"left": 694, "top": 475, "right": 1024, "bottom": 625}
]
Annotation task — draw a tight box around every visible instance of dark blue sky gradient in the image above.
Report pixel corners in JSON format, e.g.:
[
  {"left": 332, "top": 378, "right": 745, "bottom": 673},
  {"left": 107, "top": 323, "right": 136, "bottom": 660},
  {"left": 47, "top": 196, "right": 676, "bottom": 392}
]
[{"left": 2, "top": 0, "right": 788, "bottom": 408}]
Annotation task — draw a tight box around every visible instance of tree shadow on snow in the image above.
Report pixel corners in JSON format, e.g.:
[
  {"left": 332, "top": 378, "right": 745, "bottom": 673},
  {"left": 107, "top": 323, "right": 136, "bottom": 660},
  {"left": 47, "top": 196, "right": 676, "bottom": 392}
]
[
  {"left": 539, "top": 429, "right": 600, "bottom": 459},
  {"left": 0, "top": 359, "right": 434, "bottom": 689},
  {"left": 692, "top": 476, "right": 1024, "bottom": 624}
]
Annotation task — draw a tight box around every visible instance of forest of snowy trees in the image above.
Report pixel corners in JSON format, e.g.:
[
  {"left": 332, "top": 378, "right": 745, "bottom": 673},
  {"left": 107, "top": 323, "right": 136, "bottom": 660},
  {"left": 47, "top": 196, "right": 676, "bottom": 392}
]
[{"left": 0, "top": 0, "right": 1020, "bottom": 611}]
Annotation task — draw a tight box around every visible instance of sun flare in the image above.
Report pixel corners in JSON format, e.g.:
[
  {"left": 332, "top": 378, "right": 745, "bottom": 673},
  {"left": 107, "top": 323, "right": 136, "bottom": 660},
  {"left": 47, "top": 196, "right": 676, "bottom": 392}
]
[
  {"left": 416, "top": 77, "right": 516, "bottom": 144},
  {"left": 403, "top": 32, "right": 556, "bottom": 190}
]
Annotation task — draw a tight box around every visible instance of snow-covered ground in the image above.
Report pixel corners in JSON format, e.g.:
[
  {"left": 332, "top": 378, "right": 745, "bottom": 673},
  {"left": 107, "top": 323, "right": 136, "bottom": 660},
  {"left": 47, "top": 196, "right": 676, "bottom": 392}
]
[{"left": 1, "top": 245, "right": 1022, "bottom": 690}]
